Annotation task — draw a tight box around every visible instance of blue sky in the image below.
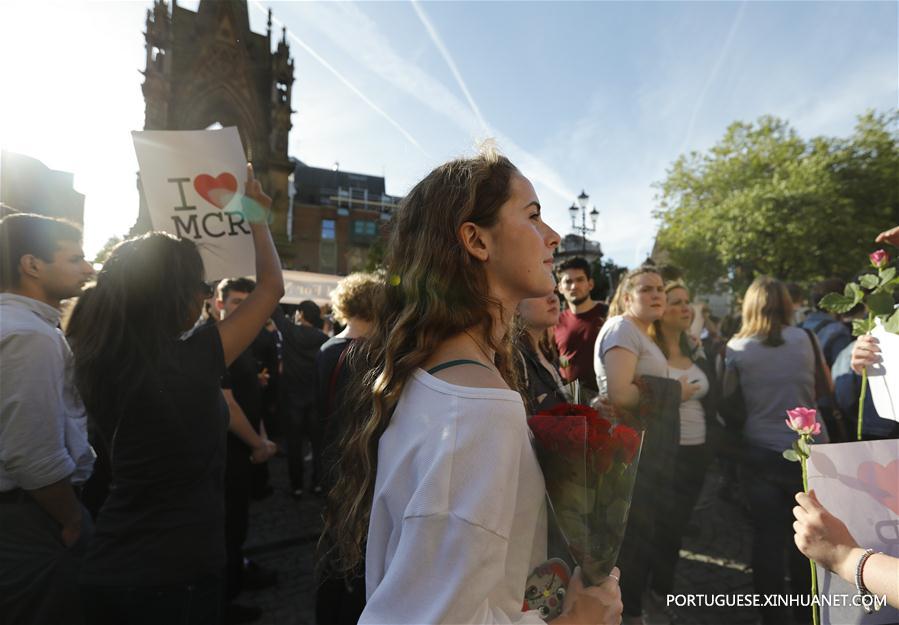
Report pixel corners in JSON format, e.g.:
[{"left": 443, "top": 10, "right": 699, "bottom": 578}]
[{"left": 1, "top": 1, "right": 896, "bottom": 266}]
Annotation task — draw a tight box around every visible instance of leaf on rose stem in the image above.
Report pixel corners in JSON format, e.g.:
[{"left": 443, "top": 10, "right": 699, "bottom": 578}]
[
  {"left": 852, "top": 317, "right": 875, "bottom": 337},
  {"left": 867, "top": 291, "right": 895, "bottom": 316},
  {"left": 819, "top": 293, "right": 854, "bottom": 314},
  {"left": 884, "top": 308, "right": 899, "bottom": 334},
  {"left": 879, "top": 267, "right": 896, "bottom": 287},
  {"left": 860, "top": 274, "right": 880, "bottom": 290},
  {"left": 845, "top": 282, "right": 865, "bottom": 306},
  {"left": 783, "top": 449, "right": 800, "bottom": 462},
  {"left": 797, "top": 438, "right": 810, "bottom": 457}
]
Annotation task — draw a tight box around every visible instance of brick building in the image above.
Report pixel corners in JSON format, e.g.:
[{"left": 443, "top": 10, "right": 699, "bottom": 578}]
[{"left": 283, "top": 160, "right": 400, "bottom": 274}]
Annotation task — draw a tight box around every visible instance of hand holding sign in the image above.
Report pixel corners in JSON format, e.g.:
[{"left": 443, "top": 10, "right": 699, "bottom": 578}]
[
  {"left": 242, "top": 163, "right": 272, "bottom": 224},
  {"left": 132, "top": 127, "right": 257, "bottom": 281}
]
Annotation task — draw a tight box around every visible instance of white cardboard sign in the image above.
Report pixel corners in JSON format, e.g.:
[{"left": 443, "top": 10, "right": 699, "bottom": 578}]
[
  {"left": 869, "top": 320, "right": 899, "bottom": 423},
  {"left": 807, "top": 439, "right": 899, "bottom": 624},
  {"left": 132, "top": 127, "right": 254, "bottom": 281}
]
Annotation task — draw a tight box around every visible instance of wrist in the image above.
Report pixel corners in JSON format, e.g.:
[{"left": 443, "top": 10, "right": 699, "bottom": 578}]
[{"left": 836, "top": 546, "right": 867, "bottom": 581}]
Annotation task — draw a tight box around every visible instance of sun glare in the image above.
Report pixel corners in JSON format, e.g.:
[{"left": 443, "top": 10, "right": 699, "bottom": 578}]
[{"left": 0, "top": 1, "right": 146, "bottom": 257}]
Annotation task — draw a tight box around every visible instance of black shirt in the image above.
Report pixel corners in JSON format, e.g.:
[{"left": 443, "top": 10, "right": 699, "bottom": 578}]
[
  {"left": 272, "top": 306, "right": 328, "bottom": 407},
  {"left": 222, "top": 348, "right": 263, "bottom": 431},
  {"left": 81, "top": 325, "right": 229, "bottom": 586},
  {"left": 315, "top": 336, "right": 358, "bottom": 492}
]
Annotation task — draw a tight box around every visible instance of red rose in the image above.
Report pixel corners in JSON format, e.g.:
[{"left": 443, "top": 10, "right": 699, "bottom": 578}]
[{"left": 611, "top": 425, "right": 641, "bottom": 464}]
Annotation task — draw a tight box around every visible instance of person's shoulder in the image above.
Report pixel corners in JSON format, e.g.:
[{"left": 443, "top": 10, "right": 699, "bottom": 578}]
[
  {"left": 602, "top": 315, "right": 633, "bottom": 335},
  {"left": 783, "top": 325, "right": 808, "bottom": 342},
  {"left": 408, "top": 368, "right": 522, "bottom": 404},
  {"left": 583, "top": 301, "right": 608, "bottom": 319},
  {"left": 725, "top": 335, "right": 753, "bottom": 354},
  {"left": 558, "top": 308, "right": 576, "bottom": 324},
  {"left": 319, "top": 335, "right": 349, "bottom": 352},
  {"left": 0, "top": 327, "right": 59, "bottom": 360}
]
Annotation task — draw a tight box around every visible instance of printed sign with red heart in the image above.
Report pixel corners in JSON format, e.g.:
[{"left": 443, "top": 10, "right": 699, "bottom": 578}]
[
  {"left": 194, "top": 173, "right": 238, "bottom": 209},
  {"left": 857, "top": 460, "right": 899, "bottom": 516}
]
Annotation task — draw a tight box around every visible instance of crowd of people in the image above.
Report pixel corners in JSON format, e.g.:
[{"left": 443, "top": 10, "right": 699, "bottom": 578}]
[{"left": 0, "top": 151, "right": 897, "bottom": 625}]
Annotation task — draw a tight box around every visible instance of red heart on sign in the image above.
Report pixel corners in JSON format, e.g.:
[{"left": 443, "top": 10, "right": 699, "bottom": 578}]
[
  {"left": 193, "top": 173, "right": 238, "bottom": 209},
  {"left": 857, "top": 460, "right": 899, "bottom": 516}
]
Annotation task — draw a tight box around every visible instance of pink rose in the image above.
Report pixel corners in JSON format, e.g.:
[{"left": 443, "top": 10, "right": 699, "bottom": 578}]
[
  {"left": 870, "top": 249, "right": 890, "bottom": 269},
  {"left": 785, "top": 407, "right": 821, "bottom": 436}
]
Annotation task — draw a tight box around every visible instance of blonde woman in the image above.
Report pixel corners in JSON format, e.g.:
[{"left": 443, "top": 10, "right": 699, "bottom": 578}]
[
  {"left": 647, "top": 282, "right": 717, "bottom": 606},
  {"left": 325, "top": 150, "right": 622, "bottom": 625},
  {"left": 724, "top": 276, "right": 828, "bottom": 625},
  {"left": 593, "top": 267, "right": 686, "bottom": 625}
]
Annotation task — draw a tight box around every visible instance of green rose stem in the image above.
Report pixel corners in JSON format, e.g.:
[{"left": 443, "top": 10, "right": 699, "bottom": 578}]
[
  {"left": 799, "top": 438, "right": 819, "bottom": 625},
  {"left": 857, "top": 312, "right": 873, "bottom": 441},
  {"left": 857, "top": 368, "right": 868, "bottom": 441}
]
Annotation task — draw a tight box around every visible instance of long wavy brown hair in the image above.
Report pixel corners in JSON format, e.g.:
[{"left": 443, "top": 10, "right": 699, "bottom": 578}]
[{"left": 322, "top": 148, "right": 523, "bottom": 573}]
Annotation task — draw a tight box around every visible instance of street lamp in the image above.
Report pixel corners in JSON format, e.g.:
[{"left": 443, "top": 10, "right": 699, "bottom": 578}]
[{"left": 569, "top": 189, "right": 599, "bottom": 254}]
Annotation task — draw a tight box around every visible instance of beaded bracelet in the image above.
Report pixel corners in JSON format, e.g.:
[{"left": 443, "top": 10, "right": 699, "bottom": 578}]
[{"left": 854, "top": 548, "right": 877, "bottom": 614}]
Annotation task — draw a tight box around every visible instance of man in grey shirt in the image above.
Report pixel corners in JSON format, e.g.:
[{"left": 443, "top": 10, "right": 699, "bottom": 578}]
[{"left": 0, "top": 213, "right": 95, "bottom": 625}]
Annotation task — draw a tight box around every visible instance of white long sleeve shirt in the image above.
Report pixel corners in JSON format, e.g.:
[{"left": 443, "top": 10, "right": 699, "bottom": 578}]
[{"left": 361, "top": 369, "right": 548, "bottom": 625}]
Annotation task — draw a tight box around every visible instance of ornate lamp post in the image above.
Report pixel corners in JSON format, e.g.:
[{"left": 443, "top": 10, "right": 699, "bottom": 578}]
[{"left": 568, "top": 189, "right": 599, "bottom": 254}]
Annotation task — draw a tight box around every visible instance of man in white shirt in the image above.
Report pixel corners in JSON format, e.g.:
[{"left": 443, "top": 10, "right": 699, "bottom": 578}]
[{"left": 0, "top": 213, "right": 96, "bottom": 625}]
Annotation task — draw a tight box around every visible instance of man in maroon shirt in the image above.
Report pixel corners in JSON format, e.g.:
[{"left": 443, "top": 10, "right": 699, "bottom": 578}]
[{"left": 554, "top": 257, "right": 608, "bottom": 393}]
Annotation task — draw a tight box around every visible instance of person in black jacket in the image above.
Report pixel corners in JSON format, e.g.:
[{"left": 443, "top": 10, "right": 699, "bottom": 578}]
[
  {"left": 513, "top": 292, "right": 572, "bottom": 413},
  {"left": 313, "top": 272, "right": 381, "bottom": 625},
  {"left": 647, "top": 281, "right": 719, "bottom": 610},
  {"left": 272, "top": 300, "right": 328, "bottom": 498}
]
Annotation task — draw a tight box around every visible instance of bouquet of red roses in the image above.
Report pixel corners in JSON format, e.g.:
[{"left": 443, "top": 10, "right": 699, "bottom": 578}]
[{"left": 528, "top": 403, "right": 644, "bottom": 585}]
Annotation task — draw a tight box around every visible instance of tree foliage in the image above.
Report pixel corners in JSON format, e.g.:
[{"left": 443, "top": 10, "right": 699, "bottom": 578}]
[
  {"left": 653, "top": 110, "right": 899, "bottom": 294},
  {"left": 93, "top": 236, "right": 123, "bottom": 264}
]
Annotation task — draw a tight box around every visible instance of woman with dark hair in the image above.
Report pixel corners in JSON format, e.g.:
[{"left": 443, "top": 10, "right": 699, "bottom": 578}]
[
  {"left": 69, "top": 165, "right": 284, "bottom": 625},
  {"left": 724, "top": 276, "right": 828, "bottom": 625},
  {"left": 514, "top": 292, "right": 572, "bottom": 413},
  {"left": 324, "top": 147, "right": 622, "bottom": 625}
]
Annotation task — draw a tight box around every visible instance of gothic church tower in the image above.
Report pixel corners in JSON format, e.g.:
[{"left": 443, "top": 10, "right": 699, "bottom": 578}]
[{"left": 134, "top": 0, "right": 294, "bottom": 253}]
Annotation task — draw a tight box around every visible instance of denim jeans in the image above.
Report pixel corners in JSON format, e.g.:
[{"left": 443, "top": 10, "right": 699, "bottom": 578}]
[{"left": 742, "top": 445, "right": 811, "bottom": 625}]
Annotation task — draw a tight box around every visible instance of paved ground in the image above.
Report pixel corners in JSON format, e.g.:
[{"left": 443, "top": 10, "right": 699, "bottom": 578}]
[{"left": 239, "top": 456, "right": 779, "bottom": 625}]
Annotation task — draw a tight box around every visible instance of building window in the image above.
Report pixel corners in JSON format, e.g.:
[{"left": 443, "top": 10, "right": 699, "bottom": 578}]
[
  {"left": 321, "top": 219, "right": 335, "bottom": 240},
  {"left": 353, "top": 220, "right": 376, "bottom": 236}
]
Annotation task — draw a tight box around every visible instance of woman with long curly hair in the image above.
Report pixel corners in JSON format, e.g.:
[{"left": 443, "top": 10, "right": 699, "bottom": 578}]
[
  {"left": 68, "top": 166, "right": 284, "bottom": 625},
  {"left": 323, "top": 147, "right": 622, "bottom": 625}
]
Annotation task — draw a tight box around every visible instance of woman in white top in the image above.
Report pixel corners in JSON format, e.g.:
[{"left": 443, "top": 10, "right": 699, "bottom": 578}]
[
  {"left": 323, "top": 148, "right": 623, "bottom": 625},
  {"left": 593, "top": 267, "right": 697, "bottom": 625},
  {"left": 647, "top": 282, "right": 716, "bottom": 605}
]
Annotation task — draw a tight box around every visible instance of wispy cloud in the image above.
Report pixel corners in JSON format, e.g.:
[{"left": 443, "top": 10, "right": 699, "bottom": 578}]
[
  {"left": 249, "top": 0, "right": 430, "bottom": 159},
  {"left": 410, "top": 0, "right": 489, "bottom": 136},
  {"left": 679, "top": 1, "right": 747, "bottom": 155},
  {"left": 282, "top": 1, "right": 577, "bottom": 205}
]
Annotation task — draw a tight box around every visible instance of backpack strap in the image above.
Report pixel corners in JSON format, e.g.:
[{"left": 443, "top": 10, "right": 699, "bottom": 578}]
[{"left": 426, "top": 359, "right": 491, "bottom": 376}]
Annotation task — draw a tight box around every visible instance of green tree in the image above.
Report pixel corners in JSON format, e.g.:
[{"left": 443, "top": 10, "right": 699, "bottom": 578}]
[
  {"left": 93, "top": 235, "right": 123, "bottom": 264},
  {"left": 653, "top": 110, "right": 899, "bottom": 294}
]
